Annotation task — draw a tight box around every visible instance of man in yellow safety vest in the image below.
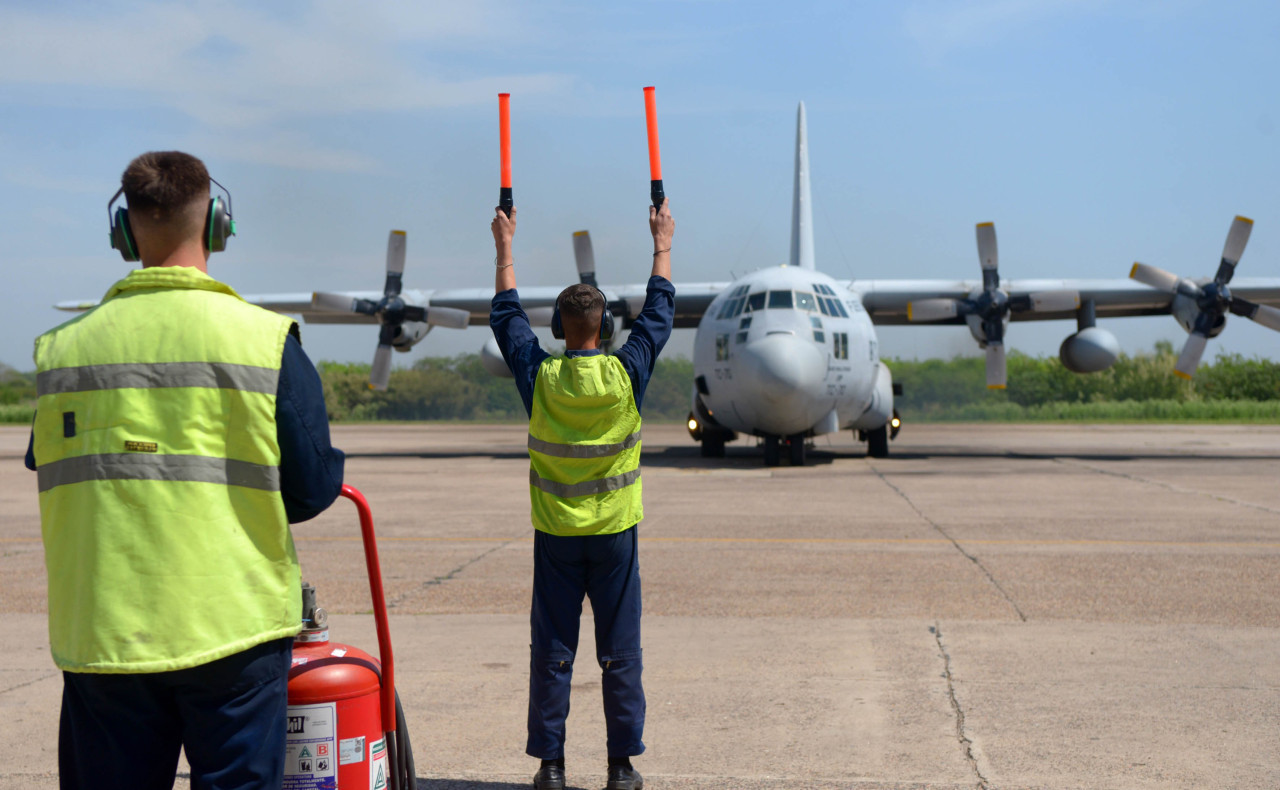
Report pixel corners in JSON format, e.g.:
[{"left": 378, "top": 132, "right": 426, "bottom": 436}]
[
  {"left": 26, "top": 151, "right": 344, "bottom": 790},
  {"left": 489, "top": 199, "right": 675, "bottom": 790}
]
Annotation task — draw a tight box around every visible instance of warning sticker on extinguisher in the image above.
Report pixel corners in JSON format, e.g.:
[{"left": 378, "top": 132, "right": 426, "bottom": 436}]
[
  {"left": 369, "top": 737, "right": 388, "bottom": 790},
  {"left": 284, "top": 702, "right": 338, "bottom": 790}
]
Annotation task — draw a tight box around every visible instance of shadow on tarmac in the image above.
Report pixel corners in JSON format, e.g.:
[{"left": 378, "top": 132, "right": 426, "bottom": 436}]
[
  {"left": 342, "top": 446, "right": 1280, "bottom": 465},
  {"left": 416, "top": 782, "right": 594, "bottom": 790}
]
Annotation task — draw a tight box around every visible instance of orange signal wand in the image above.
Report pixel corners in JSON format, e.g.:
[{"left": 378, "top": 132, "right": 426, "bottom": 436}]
[
  {"left": 644, "top": 86, "right": 664, "bottom": 209},
  {"left": 498, "top": 93, "right": 513, "bottom": 217}
]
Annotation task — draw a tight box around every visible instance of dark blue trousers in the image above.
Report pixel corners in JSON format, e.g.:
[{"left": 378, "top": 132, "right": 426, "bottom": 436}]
[
  {"left": 58, "top": 637, "right": 293, "bottom": 790},
  {"left": 528, "top": 527, "right": 645, "bottom": 760}
]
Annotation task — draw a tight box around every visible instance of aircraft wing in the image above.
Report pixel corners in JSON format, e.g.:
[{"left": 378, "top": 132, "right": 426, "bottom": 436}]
[
  {"left": 425, "top": 280, "right": 731, "bottom": 329},
  {"left": 847, "top": 277, "right": 1280, "bottom": 326}
]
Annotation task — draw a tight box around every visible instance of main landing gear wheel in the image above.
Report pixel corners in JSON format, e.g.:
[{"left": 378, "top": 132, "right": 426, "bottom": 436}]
[
  {"left": 787, "top": 433, "right": 806, "bottom": 466},
  {"left": 866, "top": 425, "right": 890, "bottom": 458},
  {"left": 763, "top": 434, "right": 781, "bottom": 466}
]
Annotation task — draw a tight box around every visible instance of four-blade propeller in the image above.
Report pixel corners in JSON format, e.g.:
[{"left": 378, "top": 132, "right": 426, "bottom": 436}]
[
  {"left": 908, "top": 222, "right": 1080, "bottom": 389},
  {"left": 312, "top": 230, "right": 470, "bottom": 390},
  {"left": 1129, "top": 216, "right": 1280, "bottom": 379}
]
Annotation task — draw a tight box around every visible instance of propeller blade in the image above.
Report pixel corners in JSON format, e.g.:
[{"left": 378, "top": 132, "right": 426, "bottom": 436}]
[
  {"left": 976, "top": 222, "right": 1000, "bottom": 292},
  {"left": 370, "top": 344, "right": 393, "bottom": 391},
  {"left": 1174, "top": 333, "right": 1208, "bottom": 380},
  {"left": 312, "top": 291, "right": 357, "bottom": 312},
  {"left": 1230, "top": 298, "right": 1280, "bottom": 332},
  {"left": 1025, "top": 290, "right": 1080, "bottom": 313},
  {"left": 1129, "top": 262, "right": 1183, "bottom": 293},
  {"left": 572, "top": 230, "right": 598, "bottom": 288},
  {"left": 369, "top": 324, "right": 398, "bottom": 391},
  {"left": 426, "top": 306, "right": 471, "bottom": 329},
  {"left": 1215, "top": 215, "right": 1253, "bottom": 285},
  {"left": 985, "top": 343, "right": 1007, "bottom": 389},
  {"left": 384, "top": 230, "right": 407, "bottom": 297},
  {"left": 907, "top": 298, "right": 960, "bottom": 322},
  {"left": 975, "top": 222, "right": 998, "bottom": 271}
]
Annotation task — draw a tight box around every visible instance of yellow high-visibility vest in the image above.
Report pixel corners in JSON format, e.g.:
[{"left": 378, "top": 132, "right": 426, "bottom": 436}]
[
  {"left": 33, "top": 266, "right": 300, "bottom": 673},
  {"left": 528, "top": 355, "right": 643, "bottom": 536}
]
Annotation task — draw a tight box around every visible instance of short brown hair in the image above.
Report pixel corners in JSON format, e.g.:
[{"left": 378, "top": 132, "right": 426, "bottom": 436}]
[
  {"left": 121, "top": 151, "right": 210, "bottom": 223},
  {"left": 557, "top": 283, "right": 604, "bottom": 335}
]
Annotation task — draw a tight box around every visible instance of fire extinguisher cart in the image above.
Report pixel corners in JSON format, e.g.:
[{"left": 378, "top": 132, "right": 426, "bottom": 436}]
[{"left": 285, "top": 485, "right": 416, "bottom": 790}]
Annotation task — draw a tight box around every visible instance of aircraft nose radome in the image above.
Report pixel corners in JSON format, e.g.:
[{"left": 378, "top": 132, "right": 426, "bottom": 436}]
[{"left": 743, "top": 333, "right": 825, "bottom": 405}]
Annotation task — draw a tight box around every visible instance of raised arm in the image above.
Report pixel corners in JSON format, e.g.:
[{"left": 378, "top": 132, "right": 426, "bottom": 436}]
[
  {"left": 649, "top": 198, "right": 673, "bottom": 280},
  {"left": 492, "top": 205, "right": 517, "bottom": 293}
]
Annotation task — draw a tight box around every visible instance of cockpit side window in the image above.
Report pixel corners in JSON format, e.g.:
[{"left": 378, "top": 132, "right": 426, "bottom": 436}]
[
  {"left": 746, "top": 292, "right": 765, "bottom": 312},
  {"left": 767, "top": 290, "right": 793, "bottom": 309}
]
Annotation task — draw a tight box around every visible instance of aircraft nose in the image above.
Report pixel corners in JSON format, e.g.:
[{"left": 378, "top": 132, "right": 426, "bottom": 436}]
[{"left": 742, "top": 333, "right": 826, "bottom": 405}]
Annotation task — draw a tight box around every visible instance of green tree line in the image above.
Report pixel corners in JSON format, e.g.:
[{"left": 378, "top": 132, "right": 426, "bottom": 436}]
[
  {"left": 888, "top": 342, "right": 1280, "bottom": 421},
  {"left": 318, "top": 355, "right": 696, "bottom": 422},
  {"left": 3, "top": 345, "right": 1278, "bottom": 425}
]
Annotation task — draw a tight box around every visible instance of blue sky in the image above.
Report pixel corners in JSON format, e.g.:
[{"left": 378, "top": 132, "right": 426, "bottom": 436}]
[{"left": 4, "top": 0, "right": 1279, "bottom": 371}]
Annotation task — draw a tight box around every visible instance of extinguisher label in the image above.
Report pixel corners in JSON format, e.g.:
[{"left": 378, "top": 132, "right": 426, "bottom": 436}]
[
  {"left": 283, "top": 702, "right": 338, "bottom": 790},
  {"left": 339, "top": 735, "right": 366, "bottom": 765},
  {"left": 370, "top": 737, "right": 388, "bottom": 790}
]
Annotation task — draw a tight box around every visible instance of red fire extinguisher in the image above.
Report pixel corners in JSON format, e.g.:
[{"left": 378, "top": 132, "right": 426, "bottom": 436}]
[{"left": 285, "top": 485, "right": 415, "bottom": 790}]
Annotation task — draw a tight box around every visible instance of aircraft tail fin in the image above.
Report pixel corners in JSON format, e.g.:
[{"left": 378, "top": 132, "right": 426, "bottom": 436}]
[{"left": 789, "top": 101, "right": 815, "bottom": 269}]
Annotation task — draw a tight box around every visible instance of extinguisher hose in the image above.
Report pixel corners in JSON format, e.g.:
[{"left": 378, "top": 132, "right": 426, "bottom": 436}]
[{"left": 385, "top": 689, "right": 415, "bottom": 790}]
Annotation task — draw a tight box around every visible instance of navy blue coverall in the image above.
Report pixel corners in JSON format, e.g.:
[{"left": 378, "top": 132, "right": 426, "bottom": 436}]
[{"left": 490, "top": 275, "right": 675, "bottom": 760}]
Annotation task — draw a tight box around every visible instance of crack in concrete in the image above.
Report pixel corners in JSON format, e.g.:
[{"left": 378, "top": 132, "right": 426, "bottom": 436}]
[
  {"left": 933, "top": 622, "right": 990, "bottom": 790},
  {"left": 1053, "top": 458, "right": 1280, "bottom": 517},
  {"left": 387, "top": 540, "right": 515, "bottom": 609},
  {"left": 868, "top": 462, "right": 1027, "bottom": 622},
  {"left": 0, "top": 671, "right": 59, "bottom": 696}
]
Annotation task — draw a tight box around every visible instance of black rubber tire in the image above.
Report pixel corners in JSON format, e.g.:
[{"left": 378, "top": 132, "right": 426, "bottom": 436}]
[
  {"left": 867, "top": 425, "right": 889, "bottom": 458},
  {"left": 762, "top": 435, "right": 781, "bottom": 466},
  {"left": 787, "top": 434, "right": 806, "bottom": 466},
  {"left": 701, "top": 434, "right": 725, "bottom": 458}
]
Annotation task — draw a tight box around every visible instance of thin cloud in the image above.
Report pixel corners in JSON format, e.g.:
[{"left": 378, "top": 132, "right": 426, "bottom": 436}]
[
  {"left": 0, "top": 1, "right": 570, "bottom": 170},
  {"left": 903, "top": 0, "right": 1117, "bottom": 53}
]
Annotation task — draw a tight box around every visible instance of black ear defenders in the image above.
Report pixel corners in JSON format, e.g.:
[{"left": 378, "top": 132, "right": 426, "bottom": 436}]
[
  {"left": 108, "top": 177, "right": 236, "bottom": 262},
  {"left": 551, "top": 286, "right": 615, "bottom": 342}
]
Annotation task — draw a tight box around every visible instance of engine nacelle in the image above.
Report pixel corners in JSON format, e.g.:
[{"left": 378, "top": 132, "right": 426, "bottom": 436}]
[
  {"left": 480, "top": 336, "right": 514, "bottom": 378},
  {"left": 849, "top": 361, "right": 894, "bottom": 430},
  {"left": 392, "top": 321, "right": 429, "bottom": 352},
  {"left": 965, "top": 312, "right": 1009, "bottom": 347},
  {"left": 1171, "top": 289, "right": 1226, "bottom": 338},
  {"left": 1059, "top": 327, "right": 1120, "bottom": 373}
]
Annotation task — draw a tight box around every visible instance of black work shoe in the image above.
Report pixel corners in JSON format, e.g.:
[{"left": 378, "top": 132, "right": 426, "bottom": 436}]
[
  {"left": 533, "top": 763, "right": 565, "bottom": 790},
  {"left": 606, "top": 764, "right": 644, "bottom": 790}
]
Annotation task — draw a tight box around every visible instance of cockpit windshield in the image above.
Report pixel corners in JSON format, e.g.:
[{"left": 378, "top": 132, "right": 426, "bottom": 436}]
[{"left": 767, "top": 290, "right": 793, "bottom": 309}]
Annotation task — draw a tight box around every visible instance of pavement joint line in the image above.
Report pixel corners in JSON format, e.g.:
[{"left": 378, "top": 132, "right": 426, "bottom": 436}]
[
  {"left": 1053, "top": 457, "right": 1280, "bottom": 517},
  {"left": 867, "top": 461, "right": 1028, "bottom": 622},
  {"left": 933, "top": 622, "right": 990, "bottom": 790},
  {"left": 0, "top": 671, "right": 59, "bottom": 697},
  {"left": 385, "top": 539, "right": 517, "bottom": 610}
]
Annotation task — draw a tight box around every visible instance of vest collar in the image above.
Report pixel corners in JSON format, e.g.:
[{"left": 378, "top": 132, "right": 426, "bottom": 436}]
[
  {"left": 102, "top": 266, "right": 244, "bottom": 304},
  {"left": 565, "top": 348, "right": 604, "bottom": 358}
]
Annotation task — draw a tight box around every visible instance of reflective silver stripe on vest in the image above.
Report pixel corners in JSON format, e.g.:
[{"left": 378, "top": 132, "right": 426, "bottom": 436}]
[
  {"left": 37, "top": 454, "right": 280, "bottom": 494},
  {"left": 529, "top": 468, "right": 640, "bottom": 499},
  {"left": 37, "top": 362, "right": 278, "bottom": 397},
  {"left": 527, "top": 431, "right": 642, "bottom": 459}
]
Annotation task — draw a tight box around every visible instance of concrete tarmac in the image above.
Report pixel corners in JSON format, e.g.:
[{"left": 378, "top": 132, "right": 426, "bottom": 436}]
[{"left": 2, "top": 422, "right": 1278, "bottom": 789}]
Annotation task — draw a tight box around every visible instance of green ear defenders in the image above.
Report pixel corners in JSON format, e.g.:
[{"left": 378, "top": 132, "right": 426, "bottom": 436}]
[
  {"left": 108, "top": 177, "right": 236, "bottom": 262},
  {"left": 551, "top": 285, "right": 615, "bottom": 342}
]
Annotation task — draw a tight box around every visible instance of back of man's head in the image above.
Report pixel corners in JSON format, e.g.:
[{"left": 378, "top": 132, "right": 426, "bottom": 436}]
[
  {"left": 122, "top": 151, "right": 210, "bottom": 255},
  {"left": 557, "top": 283, "right": 605, "bottom": 344}
]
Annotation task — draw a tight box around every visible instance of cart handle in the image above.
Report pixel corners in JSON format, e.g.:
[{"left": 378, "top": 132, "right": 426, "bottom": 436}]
[{"left": 339, "top": 484, "right": 396, "bottom": 734}]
